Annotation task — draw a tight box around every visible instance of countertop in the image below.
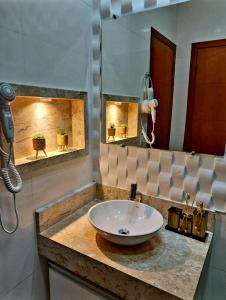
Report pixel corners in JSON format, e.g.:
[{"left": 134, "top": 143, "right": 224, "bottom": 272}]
[{"left": 37, "top": 199, "right": 212, "bottom": 300}]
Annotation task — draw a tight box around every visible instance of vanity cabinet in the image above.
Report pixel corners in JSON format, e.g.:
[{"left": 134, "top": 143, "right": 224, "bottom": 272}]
[{"left": 49, "top": 264, "right": 117, "bottom": 300}]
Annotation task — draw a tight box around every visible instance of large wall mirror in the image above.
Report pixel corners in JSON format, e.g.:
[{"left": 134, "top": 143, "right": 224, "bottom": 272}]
[{"left": 101, "top": 0, "right": 226, "bottom": 156}]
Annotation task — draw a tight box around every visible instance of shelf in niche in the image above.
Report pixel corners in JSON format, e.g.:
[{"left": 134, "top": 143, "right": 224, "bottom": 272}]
[
  {"left": 106, "top": 135, "right": 138, "bottom": 144},
  {"left": 9, "top": 84, "right": 87, "bottom": 169},
  {"left": 15, "top": 147, "right": 84, "bottom": 166}
]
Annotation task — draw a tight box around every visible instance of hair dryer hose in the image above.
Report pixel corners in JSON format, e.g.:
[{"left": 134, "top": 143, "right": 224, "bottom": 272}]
[
  {"left": 1, "top": 163, "right": 22, "bottom": 194},
  {"left": 0, "top": 147, "right": 22, "bottom": 194},
  {"left": 0, "top": 148, "right": 22, "bottom": 234},
  {"left": 0, "top": 193, "right": 19, "bottom": 234}
]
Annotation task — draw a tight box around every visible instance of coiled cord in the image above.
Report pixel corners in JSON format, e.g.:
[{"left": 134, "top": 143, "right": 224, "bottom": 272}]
[
  {"left": 1, "top": 164, "right": 22, "bottom": 194},
  {"left": 0, "top": 146, "right": 22, "bottom": 234},
  {"left": 0, "top": 146, "right": 22, "bottom": 194},
  {"left": 0, "top": 193, "right": 18, "bottom": 234}
]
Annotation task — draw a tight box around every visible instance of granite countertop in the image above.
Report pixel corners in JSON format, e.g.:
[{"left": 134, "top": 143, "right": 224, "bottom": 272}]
[{"left": 38, "top": 199, "right": 212, "bottom": 300}]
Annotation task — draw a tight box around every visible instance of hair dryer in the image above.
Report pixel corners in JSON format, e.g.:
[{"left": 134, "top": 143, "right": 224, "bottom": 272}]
[
  {"left": 140, "top": 73, "right": 158, "bottom": 147},
  {"left": 0, "top": 82, "right": 16, "bottom": 143},
  {"left": 148, "top": 99, "right": 158, "bottom": 123}
]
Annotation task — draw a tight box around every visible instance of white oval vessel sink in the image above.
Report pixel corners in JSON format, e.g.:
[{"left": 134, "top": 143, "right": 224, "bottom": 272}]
[{"left": 88, "top": 200, "right": 163, "bottom": 246}]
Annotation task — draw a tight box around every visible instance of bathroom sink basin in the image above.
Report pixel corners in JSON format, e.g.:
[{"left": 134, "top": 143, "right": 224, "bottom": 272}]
[{"left": 88, "top": 200, "right": 163, "bottom": 246}]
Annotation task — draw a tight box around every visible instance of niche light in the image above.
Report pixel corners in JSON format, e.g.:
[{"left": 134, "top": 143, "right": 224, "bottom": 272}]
[
  {"left": 108, "top": 103, "right": 119, "bottom": 124},
  {"left": 35, "top": 102, "right": 48, "bottom": 118}
]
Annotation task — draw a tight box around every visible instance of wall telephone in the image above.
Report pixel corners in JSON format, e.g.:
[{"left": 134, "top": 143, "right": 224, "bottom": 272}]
[{"left": 0, "top": 82, "right": 22, "bottom": 234}]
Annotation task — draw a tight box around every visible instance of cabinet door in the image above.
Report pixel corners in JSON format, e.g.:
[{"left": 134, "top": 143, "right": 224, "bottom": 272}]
[{"left": 49, "top": 265, "right": 115, "bottom": 300}]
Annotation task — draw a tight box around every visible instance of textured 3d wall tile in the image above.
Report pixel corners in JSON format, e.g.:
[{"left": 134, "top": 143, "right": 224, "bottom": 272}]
[
  {"left": 147, "top": 160, "right": 160, "bottom": 182},
  {"left": 92, "top": 0, "right": 101, "bottom": 181},
  {"left": 184, "top": 176, "right": 198, "bottom": 195},
  {"left": 121, "top": 0, "right": 133, "bottom": 14},
  {"left": 185, "top": 155, "right": 200, "bottom": 176},
  {"left": 144, "top": 0, "right": 157, "bottom": 9},
  {"left": 212, "top": 181, "right": 226, "bottom": 212},
  {"left": 99, "top": 143, "right": 226, "bottom": 212},
  {"left": 146, "top": 182, "right": 159, "bottom": 197},
  {"left": 136, "top": 167, "right": 148, "bottom": 194},
  {"left": 170, "top": 187, "right": 184, "bottom": 203},
  {"left": 171, "top": 164, "right": 185, "bottom": 188},
  {"left": 158, "top": 172, "right": 172, "bottom": 198},
  {"left": 117, "top": 146, "right": 128, "bottom": 188},
  {"left": 214, "top": 158, "right": 226, "bottom": 181},
  {"left": 195, "top": 192, "right": 212, "bottom": 209},
  {"left": 100, "top": 0, "right": 111, "bottom": 18},
  {"left": 160, "top": 151, "right": 173, "bottom": 172},
  {"left": 198, "top": 168, "right": 214, "bottom": 194}
]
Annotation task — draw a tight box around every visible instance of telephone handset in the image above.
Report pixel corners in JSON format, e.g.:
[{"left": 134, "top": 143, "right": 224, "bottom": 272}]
[{"left": 0, "top": 82, "right": 22, "bottom": 234}]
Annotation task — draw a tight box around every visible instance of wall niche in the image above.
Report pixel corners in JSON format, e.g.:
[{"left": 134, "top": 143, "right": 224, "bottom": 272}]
[
  {"left": 8, "top": 84, "right": 87, "bottom": 168},
  {"left": 102, "top": 94, "right": 139, "bottom": 145}
]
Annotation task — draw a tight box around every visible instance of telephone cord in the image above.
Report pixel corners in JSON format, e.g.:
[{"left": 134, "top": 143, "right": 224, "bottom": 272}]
[
  {"left": 0, "top": 193, "right": 18, "bottom": 234},
  {"left": 0, "top": 146, "right": 21, "bottom": 234}
]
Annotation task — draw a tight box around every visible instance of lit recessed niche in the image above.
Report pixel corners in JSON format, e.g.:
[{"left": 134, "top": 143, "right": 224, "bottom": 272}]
[
  {"left": 11, "top": 95, "right": 85, "bottom": 165},
  {"left": 105, "top": 100, "right": 138, "bottom": 143}
]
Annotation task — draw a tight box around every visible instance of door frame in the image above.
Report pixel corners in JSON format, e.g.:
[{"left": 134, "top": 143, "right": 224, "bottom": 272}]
[{"left": 148, "top": 27, "right": 176, "bottom": 149}]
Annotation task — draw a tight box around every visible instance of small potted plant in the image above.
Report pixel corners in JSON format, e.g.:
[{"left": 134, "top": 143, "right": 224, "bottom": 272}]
[
  {"left": 57, "top": 128, "right": 69, "bottom": 151},
  {"left": 32, "top": 133, "right": 47, "bottom": 159},
  {"left": 118, "top": 123, "right": 127, "bottom": 138},
  {"left": 107, "top": 123, "right": 116, "bottom": 141}
]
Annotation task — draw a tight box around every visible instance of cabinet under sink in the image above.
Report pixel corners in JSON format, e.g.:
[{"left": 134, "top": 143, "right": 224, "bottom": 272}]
[{"left": 49, "top": 264, "right": 118, "bottom": 300}]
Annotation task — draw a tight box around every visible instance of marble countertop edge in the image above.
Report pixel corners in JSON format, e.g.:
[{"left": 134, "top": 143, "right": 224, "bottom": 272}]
[{"left": 38, "top": 234, "right": 182, "bottom": 300}]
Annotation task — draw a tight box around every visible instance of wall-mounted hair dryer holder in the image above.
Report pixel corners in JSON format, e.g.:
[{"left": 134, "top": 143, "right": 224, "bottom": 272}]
[
  {"left": 139, "top": 73, "right": 158, "bottom": 147},
  {"left": 0, "top": 82, "right": 22, "bottom": 234}
]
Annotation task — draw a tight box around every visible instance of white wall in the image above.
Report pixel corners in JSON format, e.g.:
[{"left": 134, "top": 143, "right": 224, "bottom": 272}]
[
  {"left": 102, "top": 5, "right": 178, "bottom": 97},
  {"left": 0, "top": 0, "right": 93, "bottom": 299},
  {"left": 0, "top": 0, "right": 91, "bottom": 90}
]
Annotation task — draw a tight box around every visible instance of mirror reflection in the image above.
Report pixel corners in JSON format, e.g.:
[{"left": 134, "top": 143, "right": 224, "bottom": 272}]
[
  {"left": 102, "top": 94, "right": 139, "bottom": 145},
  {"left": 102, "top": 0, "right": 226, "bottom": 156}
]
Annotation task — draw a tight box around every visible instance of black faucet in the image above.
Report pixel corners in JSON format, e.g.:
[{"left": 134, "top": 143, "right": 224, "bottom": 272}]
[
  {"left": 129, "top": 183, "right": 137, "bottom": 201},
  {"left": 129, "top": 183, "right": 143, "bottom": 203}
]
